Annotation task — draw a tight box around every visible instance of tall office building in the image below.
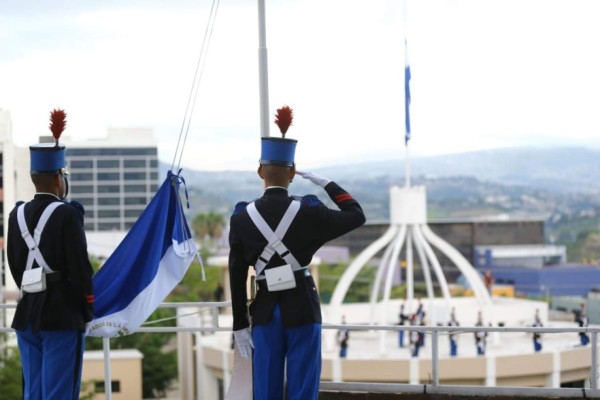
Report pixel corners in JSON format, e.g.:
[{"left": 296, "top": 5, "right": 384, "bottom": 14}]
[{"left": 65, "top": 128, "right": 159, "bottom": 231}]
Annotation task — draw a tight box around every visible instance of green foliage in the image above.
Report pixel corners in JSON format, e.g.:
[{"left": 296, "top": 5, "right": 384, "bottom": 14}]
[
  {"left": 192, "top": 212, "right": 226, "bottom": 252},
  {"left": 318, "top": 262, "right": 437, "bottom": 304},
  {"left": 86, "top": 307, "right": 178, "bottom": 399},
  {"left": 566, "top": 229, "right": 600, "bottom": 263},
  {"left": 84, "top": 260, "right": 224, "bottom": 398},
  {"left": 0, "top": 335, "right": 23, "bottom": 400}
]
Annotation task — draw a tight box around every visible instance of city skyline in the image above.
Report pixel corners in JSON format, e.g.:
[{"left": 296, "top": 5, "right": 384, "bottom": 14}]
[{"left": 1, "top": 0, "right": 599, "bottom": 171}]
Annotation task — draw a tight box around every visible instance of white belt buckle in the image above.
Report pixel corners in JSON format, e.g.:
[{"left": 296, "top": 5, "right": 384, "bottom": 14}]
[{"left": 265, "top": 264, "right": 296, "bottom": 292}]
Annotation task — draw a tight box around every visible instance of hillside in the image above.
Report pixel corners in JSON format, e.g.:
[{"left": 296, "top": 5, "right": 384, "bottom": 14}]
[{"left": 161, "top": 146, "right": 600, "bottom": 257}]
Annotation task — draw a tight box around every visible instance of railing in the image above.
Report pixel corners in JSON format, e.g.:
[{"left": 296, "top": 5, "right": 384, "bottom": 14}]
[{"left": 2, "top": 302, "right": 600, "bottom": 399}]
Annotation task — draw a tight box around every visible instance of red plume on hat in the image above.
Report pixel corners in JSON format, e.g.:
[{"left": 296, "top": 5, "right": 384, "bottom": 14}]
[
  {"left": 274, "top": 105, "right": 293, "bottom": 138},
  {"left": 49, "top": 109, "right": 67, "bottom": 146}
]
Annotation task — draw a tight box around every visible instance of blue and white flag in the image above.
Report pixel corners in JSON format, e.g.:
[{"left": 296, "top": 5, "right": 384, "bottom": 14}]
[
  {"left": 404, "top": 39, "right": 411, "bottom": 145},
  {"left": 86, "top": 171, "right": 197, "bottom": 337}
]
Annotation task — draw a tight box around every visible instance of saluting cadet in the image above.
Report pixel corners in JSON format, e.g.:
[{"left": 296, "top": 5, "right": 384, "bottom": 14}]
[
  {"left": 7, "top": 109, "right": 94, "bottom": 400},
  {"left": 228, "top": 106, "right": 365, "bottom": 400},
  {"left": 448, "top": 307, "right": 459, "bottom": 357}
]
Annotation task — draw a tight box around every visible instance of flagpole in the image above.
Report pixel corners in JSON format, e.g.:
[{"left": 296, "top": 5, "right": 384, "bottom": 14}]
[
  {"left": 403, "top": 0, "right": 411, "bottom": 188},
  {"left": 258, "top": 0, "right": 270, "bottom": 138}
]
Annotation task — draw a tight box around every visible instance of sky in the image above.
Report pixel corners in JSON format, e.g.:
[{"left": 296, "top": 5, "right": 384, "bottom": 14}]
[{"left": 1, "top": 0, "right": 599, "bottom": 171}]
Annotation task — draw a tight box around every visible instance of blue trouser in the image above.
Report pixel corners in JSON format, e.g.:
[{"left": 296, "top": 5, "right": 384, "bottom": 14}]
[
  {"left": 16, "top": 325, "right": 85, "bottom": 400},
  {"left": 450, "top": 338, "right": 457, "bottom": 357},
  {"left": 252, "top": 304, "right": 321, "bottom": 400},
  {"left": 534, "top": 339, "right": 542, "bottom": 352},
  {"left": 339, "top": 346, "right": 347, "bottom": 358},
  {"left": 399, "top": 330, "right": 404, "bottom": 347},
  {"left": 581, "top": 333, "right": 589, "bottom": 346}
]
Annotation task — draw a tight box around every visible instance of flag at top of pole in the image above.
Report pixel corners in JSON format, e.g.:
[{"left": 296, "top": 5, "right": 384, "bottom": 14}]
[{"left": 404, "top": 38, "right": 411, "bottom": 146}]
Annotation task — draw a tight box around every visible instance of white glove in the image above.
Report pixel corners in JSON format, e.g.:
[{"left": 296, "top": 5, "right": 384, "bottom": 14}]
[
  {"left": 296, "top": 170, "right": 331, "bottom": 188},
  {"left": 233, "top": 328, "right": 254, "bottom": 359}
]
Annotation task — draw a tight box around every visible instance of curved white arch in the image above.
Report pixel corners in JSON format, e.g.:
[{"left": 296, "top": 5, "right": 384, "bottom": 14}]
[
  {"left": 412, "top": 225, "right": 451, "bottom": 302},
  {"left": 380, "top": 225, "right": 407, "bottom": 325},
  {"left": 412, "top": 226, "right": 434, "bottom": 300},
  {"left": 421, "top": 224, "right": 491, "bottom": 307},
  {"left": 329, "top": 225, "right": 398, "bottom": 314},
  {"left": 369, "top": 234, "right": 398, "bottom": 304}
]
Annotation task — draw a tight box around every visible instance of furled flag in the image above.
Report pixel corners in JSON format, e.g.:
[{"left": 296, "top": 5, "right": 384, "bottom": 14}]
[
  {"left": 404, "top": 39, "right": 411, "bottom": 145},
  {"left": 86, "top": 171, "right": 197, "bottom": 337}
]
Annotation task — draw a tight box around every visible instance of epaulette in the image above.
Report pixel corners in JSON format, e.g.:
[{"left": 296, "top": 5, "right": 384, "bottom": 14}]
[
  {"left": 15, "top": 200, "right": 25, "bottom": 207},
  {"left": 301, "top": 195, "right": 322, "bottom": 208},
  {"left": 69, "top": 200, "right": 86, "bottom": 215},
  {"left": 232, "top": 201, "right": 249, "bottom": 216}
]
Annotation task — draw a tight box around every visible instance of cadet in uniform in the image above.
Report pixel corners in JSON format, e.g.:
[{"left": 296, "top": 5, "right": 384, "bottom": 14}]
[
  {"left": 228, "top": 107, "right": 365, "bottom": 400},
  {"left": 7, "top": 109, "right": 94, "bottom": 399}
]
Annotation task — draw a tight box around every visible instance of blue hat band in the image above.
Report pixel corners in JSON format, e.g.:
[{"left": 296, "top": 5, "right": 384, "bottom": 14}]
[
  {"left": 260, "top": 137, "right": 297, "bottom": 166},
  {"left": 30, "top": 145, "right": 66, "bottom": 174}
]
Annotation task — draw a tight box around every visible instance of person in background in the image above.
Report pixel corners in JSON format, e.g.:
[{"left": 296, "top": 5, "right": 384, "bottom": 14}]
[
  {"left": 398, "top": 303, "right": 408, "bottom": 347},
  {"left": 532, "top": 308, "right": 543, "bottom": 352},
  {"left": 337, "top": 315, "right": 350, "bottom": 358},
  {"left": 474, "top": 311, "right": 487, "bottom": 356},
  {"left": 483, "top": 270, "right": 495, "bottom": 295},
  {"left": 7, "top": 109, "right": 94, "bottom": 399},
  {"left": 575, "top": 303, "right": 589, "bottom": 346},
  {"left": 448, "top": 307, "right": 460, "bottom": 357}
]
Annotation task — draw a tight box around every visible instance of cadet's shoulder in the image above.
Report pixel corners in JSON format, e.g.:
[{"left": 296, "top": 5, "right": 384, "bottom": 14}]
[
  {"left": 300, "top": 194, "right": 323, "bottom": 208},
  {"left": 232, "top": 201, "right": 249, "bottom": 217}
]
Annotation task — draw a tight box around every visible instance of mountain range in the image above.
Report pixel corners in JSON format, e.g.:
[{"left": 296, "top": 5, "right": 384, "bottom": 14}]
[{"left": 162, "top": 146, "right": 600, "bottom": 221}]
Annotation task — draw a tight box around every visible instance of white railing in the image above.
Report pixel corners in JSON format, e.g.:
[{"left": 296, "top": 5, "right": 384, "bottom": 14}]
[{"left": 2, "top": 302, "right": 600, "bottom": 399}]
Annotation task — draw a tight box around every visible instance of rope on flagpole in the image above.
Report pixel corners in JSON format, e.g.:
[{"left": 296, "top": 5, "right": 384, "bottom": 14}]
[{"left": 171, "top": 0, "right": 221, "bottom": 172}]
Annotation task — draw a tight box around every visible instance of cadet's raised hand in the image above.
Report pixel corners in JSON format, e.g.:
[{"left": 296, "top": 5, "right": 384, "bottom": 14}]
[
  {"left": 233, "top": 328, "right": 254, "bottom": 359},
  {"left": 296, "top": 170, "right": 331, "bottom": 188}
]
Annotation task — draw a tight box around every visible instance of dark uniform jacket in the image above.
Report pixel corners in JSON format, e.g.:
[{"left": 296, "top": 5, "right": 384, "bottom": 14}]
[
  {"left": 229, "top": 182, "right": 365, "bottom": 331},
  {"left": 7, "top": 194, "right": 94, "bottom": 333}
]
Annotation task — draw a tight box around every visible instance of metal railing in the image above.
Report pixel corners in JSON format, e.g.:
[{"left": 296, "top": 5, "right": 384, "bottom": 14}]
[{"left": 2, "top": 301, "right": 600, "bottom": 399}]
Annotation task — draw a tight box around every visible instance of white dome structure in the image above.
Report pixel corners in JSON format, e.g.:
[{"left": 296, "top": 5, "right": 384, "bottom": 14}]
[{"left": 326, "top": 185, "right": 493, "bottom": 350}]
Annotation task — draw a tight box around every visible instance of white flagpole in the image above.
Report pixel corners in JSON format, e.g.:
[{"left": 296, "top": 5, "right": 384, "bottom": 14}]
[
  {"left": 258, "top": 0, "right": 270, "bottom": 138},
  {"left": 403, "top": 0, "right": 411, "bottom": 188}
]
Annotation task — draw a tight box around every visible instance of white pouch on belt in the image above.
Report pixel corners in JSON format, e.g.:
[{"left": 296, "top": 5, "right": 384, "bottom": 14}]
[
  {"left": 265, "top": 264, "right": 296, "bottom": 292},
  {"left": 22, "top": 268, "right": 46, "bottom": 293}
]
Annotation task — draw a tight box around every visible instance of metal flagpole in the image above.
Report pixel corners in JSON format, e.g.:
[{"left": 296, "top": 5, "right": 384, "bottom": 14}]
[
  {"left": 103, "top": 337, "right": 113, "bottom": 400},
  {"left": 403, "top": 1, "right": 410, "bottom": 188},
  {"left": 258, "top": 0, "right": 270, "bottom": 138}
]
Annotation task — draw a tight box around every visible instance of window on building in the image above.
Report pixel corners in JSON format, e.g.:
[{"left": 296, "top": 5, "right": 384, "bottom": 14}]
[
  {"left": 98, "top": 197, "right": 120, "bottom": 206},
  {"left": 94, "top": 380, "right": 121, "bottom": 393},
  {"left": 98, "top": 222, "right": 121, "bottom": 230},
  {"left": 149, "top": 159, "right": 158, "bottom": 167},
  {"left": 97, "top": 185, "right": 120, "bottom": 193},
  {"left": 97, "top": 159, "right": 120, "bottom": 169},
  {"left": 125, "top": 209, "right": 143, "bottom": 218},
  {"left": 124, "top": 159, "right": 146, "bottom": 168},
  {"left": 124, "top": 185, "right": 146, "bottom": 193},
  {"left": 71, "top": 173, "right": 94, "bottom": 182},
  {"left": 74, "top": 197, "right": 94, "bottom": 206},
  {"left": 70, "top": 160, "right": 94, "bottom": 169},
  {"left": 124, "top": 197, "right": 147, "bottom": 205},
  {"left": 97, "top": 172, "right": 120, "bottom": 181},
  {"left": 71, "top": 185, "right": 94, "bottom": 194},
  {"left": 98, "top": 210, "right": 121, "bottom": 218},
  {"left": 124, "top": 172, "right": 146, "bottom": 180}
]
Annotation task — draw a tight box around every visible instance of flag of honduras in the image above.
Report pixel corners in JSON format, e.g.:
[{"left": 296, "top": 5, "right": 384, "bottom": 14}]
[{"left": 86, "top": 171, "right": 197, "bottom": 337}]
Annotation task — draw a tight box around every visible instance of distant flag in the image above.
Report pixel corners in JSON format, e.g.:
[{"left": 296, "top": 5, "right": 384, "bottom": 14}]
[
  {"left": 86, "top": 171, "right": 197, "bottom": 337},
  {"left": 404, "top": 39, "right": 411, "bottom": 146}
]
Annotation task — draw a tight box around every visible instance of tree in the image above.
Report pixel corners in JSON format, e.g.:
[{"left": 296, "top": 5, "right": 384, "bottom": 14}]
[
  {"left": 0, "top": 335, "right": 23, "bottom": 400},
  {"left": 86, "top": 307, "right": 178, "bottom": 399},
  {"left": 192, "top": 212, "right": 226, "bottom": 252}
]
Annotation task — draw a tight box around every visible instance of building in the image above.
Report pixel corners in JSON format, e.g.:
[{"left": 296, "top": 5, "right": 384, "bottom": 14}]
[{"left": 65, "top": 128, "right": 159, "bottom": 231}]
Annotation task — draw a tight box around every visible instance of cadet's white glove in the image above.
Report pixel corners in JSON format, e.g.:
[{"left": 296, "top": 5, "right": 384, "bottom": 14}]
[
  {"left": 296, "top": 170, "right": 331, "bottom": 188},
  {"left": 233, "top": 328, "right": 254, "bottom": 359}
]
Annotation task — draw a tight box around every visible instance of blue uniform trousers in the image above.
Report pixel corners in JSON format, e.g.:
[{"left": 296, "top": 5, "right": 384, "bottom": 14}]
[
  {"left": 450, "top": 338, "right": 457, "bottom": 357},
  {"left": 252, "top": 304, "right": 321, "bottom": 400},
  {"left": 16, "top": 325, "right": 84, "bottom": 400}
]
